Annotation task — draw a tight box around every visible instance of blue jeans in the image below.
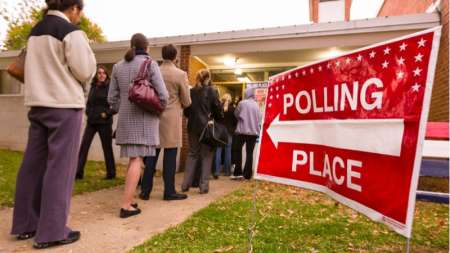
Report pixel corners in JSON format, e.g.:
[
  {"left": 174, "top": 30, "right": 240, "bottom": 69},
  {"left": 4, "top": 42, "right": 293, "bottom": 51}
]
[{"left": 214, "top": 135, "right": 232, "bottom": 176}]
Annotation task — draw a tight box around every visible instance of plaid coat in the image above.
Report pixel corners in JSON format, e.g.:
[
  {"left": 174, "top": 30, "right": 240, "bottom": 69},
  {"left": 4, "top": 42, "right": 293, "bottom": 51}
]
[{"left": 108, "top": 54, "right": 168, "bottom": 146}]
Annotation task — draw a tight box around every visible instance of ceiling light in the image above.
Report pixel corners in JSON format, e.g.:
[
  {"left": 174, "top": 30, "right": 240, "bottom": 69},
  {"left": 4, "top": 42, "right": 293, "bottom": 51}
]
[{"left": 223, "top": 57, "right": 237, "bottom": 67}]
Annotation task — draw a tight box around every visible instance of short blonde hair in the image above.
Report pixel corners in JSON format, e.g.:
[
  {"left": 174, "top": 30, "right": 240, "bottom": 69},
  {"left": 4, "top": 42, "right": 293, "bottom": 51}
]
[{"left": 195, "top": 69, "right": 211, "bottom": 86}]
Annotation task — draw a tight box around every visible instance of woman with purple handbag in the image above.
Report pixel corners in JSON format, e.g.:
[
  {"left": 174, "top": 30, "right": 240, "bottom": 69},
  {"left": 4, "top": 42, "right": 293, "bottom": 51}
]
[{"left": 108, "top": 33, "right": 168, "bottom": 218}]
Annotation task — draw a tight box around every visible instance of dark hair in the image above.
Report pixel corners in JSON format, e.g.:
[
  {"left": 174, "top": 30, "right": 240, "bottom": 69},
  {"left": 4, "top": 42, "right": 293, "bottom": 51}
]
[
  {"left": 92, "top": 65, "right": 110, "bottom": 84},
  {"left": 162, "top": 44, "right": 177, "bottom": 61},
  {"left": 124, "top": 33, "right": 149, "bottom": 62},
  {"left": 45, "top": 0, "right": 84, "bottom": 12},
  {"left": 195, "top": 69, "right": 211, "bottom": 87}
]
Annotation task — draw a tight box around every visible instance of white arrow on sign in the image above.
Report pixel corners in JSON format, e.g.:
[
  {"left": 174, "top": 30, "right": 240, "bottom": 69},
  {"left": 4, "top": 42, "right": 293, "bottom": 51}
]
[{"left": 267, "top": 114, "right": 405, "bottom": 157}]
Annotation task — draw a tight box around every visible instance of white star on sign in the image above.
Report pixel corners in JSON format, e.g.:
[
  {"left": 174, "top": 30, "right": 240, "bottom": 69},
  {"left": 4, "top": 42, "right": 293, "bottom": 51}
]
[
  {"left": 327, "top": 63, "right": 332, "bottom": 69},
  {"left": 345, "top": 58, "right": 351, "bottom": 64},
  {"left": 282, "top": 76, "right": 285, "bottom": 81},
  {"left": 414, "top": 53, "right": 423, "bottom": 62},
  {"left": 295, "top": 72, "right": 299, "bottom": 78},
  {"left": 302, "top": 70, "right": 306, "bottom": 76},
  {"left": 310, "top": 68, "right": 314, "bottom": 74},
  {"left": 399, "top": 42, "right": 407, "bottom": 51},
  {"left": 397, "top": 57, "right": 405, "bottom": 65},
  {"left": 282, "top": 85, "right": 285, "bottom": 89},
  {"left": 417, "top": 38, "right": 426, "bottom": 48},
  {"left": 268, "top": 103, "right": 272, "bottom": 108},
  {"left": 382, "top": 60, "right": 389, "bottom": 69},
  {"left": 269, "top": 95, "right": 273, "bottom": 100},
  {"left": 276, "top": 86, "right": 279, "bottom": 91},
  {"left": 413, "top": 67, "right": 422, "bottom": 77},
  {"left": 411, "top": 83, "right": 421, "bottom": 92},
  {"left": 383, "top": 47, "right": 391, "bottom": 55},
  {"left": 318, "top": 66, "right": 322, "bottom": 71},
  {"left": 357, "top": 54, "right": 363, "bottom": 61},
  {"left": 396, "top": 71, "right": 405, "bottom": 79},
  {"left": 335, "top": 61, "right": 341, "bottom": 67},
  {"left": 276, "top": 94, "right": 279, "bottom": 99},
  {"left": 369, "top": 51, "right": 376, "bottom": 58}
]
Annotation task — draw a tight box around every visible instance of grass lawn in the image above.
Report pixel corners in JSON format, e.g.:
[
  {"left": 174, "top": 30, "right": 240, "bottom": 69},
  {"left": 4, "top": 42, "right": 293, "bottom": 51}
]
[
  {"left": 132, "top": 181, "right": 449, "bottom": 253},
  {"left": 0, "top": 149, "right": 125, "bottom": 207}
]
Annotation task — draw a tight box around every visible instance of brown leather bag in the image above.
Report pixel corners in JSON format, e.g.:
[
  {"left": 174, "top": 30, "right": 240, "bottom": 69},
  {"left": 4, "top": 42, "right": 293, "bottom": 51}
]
[
  {"left": 7, "top": 49, "right": 26, "bottom": 83},
  {"left": 128, "top": 58, "right": 165, "bottom": 115}
]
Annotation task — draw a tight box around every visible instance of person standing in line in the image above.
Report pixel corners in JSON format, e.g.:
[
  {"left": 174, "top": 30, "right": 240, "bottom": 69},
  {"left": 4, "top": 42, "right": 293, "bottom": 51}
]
[
  {"left": 231, "top": 87, "right": 262, "bottom": 180},
  {"left": 76, "top": 65, "right": 116, "bottom": 180},
  {"left": 213, "top": 93, "right": 237, "bottom": 178},
  {"left": 181, "top": 69, "right": 223, "bottom": 194},
  {"left": 140, "top": 44, "right": 191, "bottom": 201},
  {"left": 11, "top": 0, "right": 96, "bottom": 249},
  {"left": 108, "top": 33, "right": 168, "bottom": 218}
]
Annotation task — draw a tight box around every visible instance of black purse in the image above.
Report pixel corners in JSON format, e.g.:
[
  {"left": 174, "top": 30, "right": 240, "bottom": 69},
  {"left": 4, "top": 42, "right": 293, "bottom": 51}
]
[{"left": 199, "top": 120, "right": 229, "bottom": 147}]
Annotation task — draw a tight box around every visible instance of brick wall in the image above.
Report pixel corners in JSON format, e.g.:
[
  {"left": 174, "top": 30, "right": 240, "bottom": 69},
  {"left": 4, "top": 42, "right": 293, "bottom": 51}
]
[
  {"left": 379, "top": 0, "right": 449, "bottom": 122},
  {"left": 179, "top": 45, "right": 191, "bottom": 171}
]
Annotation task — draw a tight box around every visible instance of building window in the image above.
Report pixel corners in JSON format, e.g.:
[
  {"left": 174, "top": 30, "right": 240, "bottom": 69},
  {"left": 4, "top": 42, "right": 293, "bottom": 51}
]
[{"left": 0, "top": 70, "right": 22, "bottom": 95}]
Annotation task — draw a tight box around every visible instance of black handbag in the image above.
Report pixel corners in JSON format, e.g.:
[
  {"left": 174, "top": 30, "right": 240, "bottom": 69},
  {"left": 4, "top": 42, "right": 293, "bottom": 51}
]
[{"left": 199, "top": 120, "right": 228, "bottom": 147}]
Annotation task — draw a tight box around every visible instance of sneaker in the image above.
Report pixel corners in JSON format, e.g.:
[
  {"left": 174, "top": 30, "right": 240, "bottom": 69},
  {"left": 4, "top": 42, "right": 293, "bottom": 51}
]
[
  {"left": 230, "top": 175, "right": 244, "bottom": 180},
  {"left": 33, "top": 231, "right": 80, "bottom": 249}
]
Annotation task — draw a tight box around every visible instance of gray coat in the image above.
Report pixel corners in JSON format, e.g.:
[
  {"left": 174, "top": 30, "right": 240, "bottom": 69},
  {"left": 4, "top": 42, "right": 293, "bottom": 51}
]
[{"left": 108, "top": 55, "right": 169, "bottom": 146}]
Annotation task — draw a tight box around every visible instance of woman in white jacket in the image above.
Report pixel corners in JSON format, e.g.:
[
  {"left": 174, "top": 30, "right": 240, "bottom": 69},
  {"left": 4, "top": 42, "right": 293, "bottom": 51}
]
[{"left": 10, "top": 0, "right": 96, "bottom": 249}]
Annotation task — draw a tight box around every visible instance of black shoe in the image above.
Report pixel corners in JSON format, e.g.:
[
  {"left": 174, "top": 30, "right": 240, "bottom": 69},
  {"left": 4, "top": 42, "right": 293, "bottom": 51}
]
[
  {"left": 199, "top": 189, "right": 209, "bottom": 194},
  {"left": 33, "top": 231, "right": 80, "bottom": 249},
  {"left": 103, "top": 175, "right": 115, "bottom": 180},
  {"left": 120, "top": 208, "right": 141, "bottom": 218},
  {"left": 17, "top": 231, "right": 36, "bottom": 240},
  {"left": 139, "top": 192, "right": 150, "bottom": 200},
  {"left": 75, "top": 174, "right": 83, "bottom": 180},
  {"left": 213, "top": 174, "right": 219, "bottom": 180},
  {"left": 164, "top": 193, "right": 188, "bottom": 201},
  {"left": 181, "top": 188, "right": 189, "bottom": 193},
  {"left": 131, "top": 203, "right": 138, "bottom": 208}
]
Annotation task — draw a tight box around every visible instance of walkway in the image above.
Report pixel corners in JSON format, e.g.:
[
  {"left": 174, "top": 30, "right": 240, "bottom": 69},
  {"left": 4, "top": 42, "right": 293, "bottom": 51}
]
[{"left": 0, "top": 174, "right": 241, "bottom": 253}]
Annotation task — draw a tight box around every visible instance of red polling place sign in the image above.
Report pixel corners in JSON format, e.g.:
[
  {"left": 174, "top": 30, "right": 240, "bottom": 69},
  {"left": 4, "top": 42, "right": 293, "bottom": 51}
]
[{"left": 255, "top": 27, "right": 441, "bottom": 237}]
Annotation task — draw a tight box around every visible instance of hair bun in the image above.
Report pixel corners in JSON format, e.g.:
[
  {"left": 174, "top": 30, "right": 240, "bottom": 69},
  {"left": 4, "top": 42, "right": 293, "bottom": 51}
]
[{"left": 45, "top": 0, "right": 61, "bottom": 9}]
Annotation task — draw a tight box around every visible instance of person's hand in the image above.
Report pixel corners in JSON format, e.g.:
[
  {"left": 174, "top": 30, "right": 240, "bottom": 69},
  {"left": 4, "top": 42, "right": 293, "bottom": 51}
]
[{"left": 101, "top": 112, "right": 107, "bottom": 119}]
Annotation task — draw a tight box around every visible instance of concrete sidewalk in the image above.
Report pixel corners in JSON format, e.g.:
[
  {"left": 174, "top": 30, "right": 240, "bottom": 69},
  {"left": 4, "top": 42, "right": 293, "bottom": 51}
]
[{"left": 0, "top": 174, "right": 241, "bottom": 253}]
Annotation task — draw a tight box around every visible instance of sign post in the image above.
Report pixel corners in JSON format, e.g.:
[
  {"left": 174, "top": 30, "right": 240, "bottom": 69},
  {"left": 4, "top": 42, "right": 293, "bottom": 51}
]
[{"left": 255, "top": 27, "right": 441, "bottom": 238}]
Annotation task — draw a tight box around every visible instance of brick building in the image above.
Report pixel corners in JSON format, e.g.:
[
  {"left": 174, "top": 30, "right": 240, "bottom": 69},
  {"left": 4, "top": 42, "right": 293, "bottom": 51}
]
[{"left": 379, "top": 0, "right": 449, "bottom": 121}]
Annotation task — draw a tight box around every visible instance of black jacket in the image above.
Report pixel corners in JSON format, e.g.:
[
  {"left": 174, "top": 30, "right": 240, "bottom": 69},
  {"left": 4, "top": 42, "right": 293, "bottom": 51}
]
[
  {"left": 184, "top": 85, "right": 223, "bottom": 136},
  {"left": 219, "top": 103, "right": 237, "bottom": 135},
  {"left": 86, "top": 81, "right": 115, "bottom": 125}
]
